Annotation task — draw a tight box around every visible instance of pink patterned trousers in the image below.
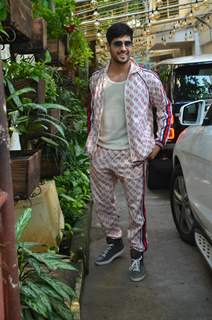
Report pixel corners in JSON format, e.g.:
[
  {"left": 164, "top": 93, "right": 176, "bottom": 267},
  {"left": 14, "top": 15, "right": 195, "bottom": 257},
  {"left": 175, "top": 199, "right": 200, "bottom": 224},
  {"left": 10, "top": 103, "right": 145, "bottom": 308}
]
[{"left": 90, "top": 146, "right": 148, "bottom": 252}]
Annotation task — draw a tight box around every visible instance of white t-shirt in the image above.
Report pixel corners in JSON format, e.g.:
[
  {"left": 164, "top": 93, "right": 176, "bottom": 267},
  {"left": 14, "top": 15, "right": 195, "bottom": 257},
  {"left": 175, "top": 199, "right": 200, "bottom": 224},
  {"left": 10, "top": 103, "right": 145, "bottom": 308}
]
[{"left": 98, "top": 75, "right": 129, "bottom": 150}]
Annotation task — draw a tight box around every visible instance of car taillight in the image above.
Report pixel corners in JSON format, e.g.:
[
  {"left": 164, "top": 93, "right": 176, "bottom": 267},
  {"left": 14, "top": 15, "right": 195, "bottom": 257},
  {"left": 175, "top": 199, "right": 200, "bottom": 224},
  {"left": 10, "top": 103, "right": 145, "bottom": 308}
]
[{"left": 168, "top": 115, "right": 175, "bottom": 140}]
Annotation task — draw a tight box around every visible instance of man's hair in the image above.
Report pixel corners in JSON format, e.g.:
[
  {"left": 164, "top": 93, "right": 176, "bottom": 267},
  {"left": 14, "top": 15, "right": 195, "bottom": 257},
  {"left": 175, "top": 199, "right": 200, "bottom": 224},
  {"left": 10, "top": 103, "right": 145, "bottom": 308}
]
[{"left": 106, "top": 22, "right": 133, "bottom": 44}]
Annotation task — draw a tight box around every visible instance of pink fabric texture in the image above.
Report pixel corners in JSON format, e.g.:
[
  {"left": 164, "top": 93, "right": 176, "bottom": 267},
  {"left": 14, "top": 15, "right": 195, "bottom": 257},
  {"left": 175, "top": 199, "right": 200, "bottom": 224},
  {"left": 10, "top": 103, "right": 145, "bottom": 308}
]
[
  {"left": 86, "top": 62, "right": 172, "bottom": 162},
  {"left": 91, "top": 146, "right": 147, "bottom": 252}
]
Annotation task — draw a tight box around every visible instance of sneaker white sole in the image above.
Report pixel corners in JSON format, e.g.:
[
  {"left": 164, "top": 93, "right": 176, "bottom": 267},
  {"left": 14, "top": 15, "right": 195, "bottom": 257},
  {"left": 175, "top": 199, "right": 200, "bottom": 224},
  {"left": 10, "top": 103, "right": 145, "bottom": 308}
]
[
  {"left": 129, "top": 274, "right": 145, "bottom": 282},
  {"left": 95, "top": 248, "right": 124, "bottom": 266}
]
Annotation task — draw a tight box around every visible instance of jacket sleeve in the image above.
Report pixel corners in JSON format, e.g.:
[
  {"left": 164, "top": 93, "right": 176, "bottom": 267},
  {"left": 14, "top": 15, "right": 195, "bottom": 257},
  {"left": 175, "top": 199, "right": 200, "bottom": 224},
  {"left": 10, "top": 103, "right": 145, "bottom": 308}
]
[
  {"left": 87, "top": 90, "right": 92, "bottom": 133},
  {"left": 149, "top": 75, "right": 172, "bottom": 148},
  {"left": 87, "top": 78, "right": 93, "bottom": 134}
]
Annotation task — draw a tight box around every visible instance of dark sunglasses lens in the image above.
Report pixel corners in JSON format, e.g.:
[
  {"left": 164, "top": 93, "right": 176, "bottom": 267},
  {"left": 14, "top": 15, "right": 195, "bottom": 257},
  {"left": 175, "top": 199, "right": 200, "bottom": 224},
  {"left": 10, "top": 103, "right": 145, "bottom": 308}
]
[
  {"left": 113, "top": 41, "right": 132, "bottom": 47},
  {"left": 125, "top": 41, "right": 132, "bottom": 47}
]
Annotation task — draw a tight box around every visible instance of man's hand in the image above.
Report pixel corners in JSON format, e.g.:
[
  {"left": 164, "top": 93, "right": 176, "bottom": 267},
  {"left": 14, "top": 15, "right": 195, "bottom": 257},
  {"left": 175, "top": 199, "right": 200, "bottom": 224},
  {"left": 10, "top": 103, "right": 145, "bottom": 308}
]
[{"left": 148, "top": 145, "right": 161, "bottom": 160}]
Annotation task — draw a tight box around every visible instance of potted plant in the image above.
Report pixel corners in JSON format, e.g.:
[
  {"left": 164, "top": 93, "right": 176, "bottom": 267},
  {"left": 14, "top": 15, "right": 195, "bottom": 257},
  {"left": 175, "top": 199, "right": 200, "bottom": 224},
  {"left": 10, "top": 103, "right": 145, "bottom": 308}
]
[
  {"left": 5, "top": 79, "right": 69, "bottom": 199},
  {"left": 16, "top": 208, "right": 76, "bottom": 319}
]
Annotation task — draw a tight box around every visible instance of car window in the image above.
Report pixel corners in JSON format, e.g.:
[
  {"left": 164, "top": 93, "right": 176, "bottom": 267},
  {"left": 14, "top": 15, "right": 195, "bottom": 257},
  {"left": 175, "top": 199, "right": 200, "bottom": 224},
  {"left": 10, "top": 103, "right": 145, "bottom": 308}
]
[{"left": 174, "top": 64, "right": 212, "bottom": 101}]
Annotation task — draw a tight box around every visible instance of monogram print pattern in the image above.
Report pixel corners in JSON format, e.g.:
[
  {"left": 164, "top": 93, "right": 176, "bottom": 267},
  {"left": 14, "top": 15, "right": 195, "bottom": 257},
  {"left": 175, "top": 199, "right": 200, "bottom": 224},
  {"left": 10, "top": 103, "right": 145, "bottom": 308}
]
[
  {"left": 86, "top": 62, "right": 172, "bottom": 162},
  {"left": 90, "top": 146, "right": 148, "bottom": 252}
]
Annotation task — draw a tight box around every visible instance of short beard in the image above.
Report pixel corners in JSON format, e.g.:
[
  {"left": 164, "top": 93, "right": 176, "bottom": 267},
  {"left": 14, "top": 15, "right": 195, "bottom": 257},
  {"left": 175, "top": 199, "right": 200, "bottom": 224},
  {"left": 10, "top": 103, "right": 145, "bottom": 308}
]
[{"left": 113, "top": 56, "right": 130, "bottom": 65}]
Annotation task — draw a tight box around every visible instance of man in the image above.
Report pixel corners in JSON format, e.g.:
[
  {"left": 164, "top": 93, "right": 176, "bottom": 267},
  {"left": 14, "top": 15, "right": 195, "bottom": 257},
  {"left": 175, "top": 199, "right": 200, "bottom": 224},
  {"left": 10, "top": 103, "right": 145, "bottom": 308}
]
[{"left": 86, "top": 22, "right": 172, "bottom": 282}]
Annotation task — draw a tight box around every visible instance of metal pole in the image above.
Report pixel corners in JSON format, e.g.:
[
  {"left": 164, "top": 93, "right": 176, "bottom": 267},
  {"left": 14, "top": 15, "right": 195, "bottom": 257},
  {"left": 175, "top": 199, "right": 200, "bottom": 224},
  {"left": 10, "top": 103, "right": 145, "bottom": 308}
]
[{"left": 0, "top": 62, "right": 21, "bottom": 319}]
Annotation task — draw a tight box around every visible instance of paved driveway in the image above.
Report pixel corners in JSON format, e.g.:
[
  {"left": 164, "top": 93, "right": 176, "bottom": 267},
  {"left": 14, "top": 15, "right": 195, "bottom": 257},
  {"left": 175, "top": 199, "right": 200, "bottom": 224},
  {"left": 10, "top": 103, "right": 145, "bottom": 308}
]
[{"left": 81, "top": 184, "right": 212, "bottom": 320}]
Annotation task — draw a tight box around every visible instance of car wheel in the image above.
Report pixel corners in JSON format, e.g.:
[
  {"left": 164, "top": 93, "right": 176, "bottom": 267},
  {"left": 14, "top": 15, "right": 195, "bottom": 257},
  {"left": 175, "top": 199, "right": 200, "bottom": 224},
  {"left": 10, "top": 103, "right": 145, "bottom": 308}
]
[{"left": 170, "top": 165, "right": 196, "bottom": 245}]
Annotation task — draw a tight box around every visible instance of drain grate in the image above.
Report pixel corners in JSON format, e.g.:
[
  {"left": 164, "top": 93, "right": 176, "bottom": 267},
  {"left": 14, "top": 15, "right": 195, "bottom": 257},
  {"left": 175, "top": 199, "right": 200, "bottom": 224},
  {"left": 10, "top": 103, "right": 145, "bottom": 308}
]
[{"left": 195, "top": 232, "right": 212, "bottom": 269}]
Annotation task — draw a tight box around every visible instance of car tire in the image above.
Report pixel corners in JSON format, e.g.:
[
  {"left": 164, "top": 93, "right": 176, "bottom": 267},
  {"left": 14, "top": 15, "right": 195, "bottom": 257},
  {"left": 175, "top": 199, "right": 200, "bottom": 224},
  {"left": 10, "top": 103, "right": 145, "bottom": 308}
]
[{"left": 170, "top": 165, "right": 196, "bottom": 245}]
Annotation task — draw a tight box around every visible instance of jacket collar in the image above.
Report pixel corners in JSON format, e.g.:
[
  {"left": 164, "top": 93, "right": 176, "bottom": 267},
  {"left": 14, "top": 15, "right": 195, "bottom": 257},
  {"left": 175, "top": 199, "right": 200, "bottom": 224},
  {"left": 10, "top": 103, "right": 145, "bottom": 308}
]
[{"left": 102, "top": 60, "right": 141, "bottom": 77}]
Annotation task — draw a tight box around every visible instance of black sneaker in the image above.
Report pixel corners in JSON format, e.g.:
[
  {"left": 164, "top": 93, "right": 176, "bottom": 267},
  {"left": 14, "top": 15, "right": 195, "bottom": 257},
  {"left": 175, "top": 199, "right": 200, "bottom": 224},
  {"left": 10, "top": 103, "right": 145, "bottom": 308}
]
[
  {"left": 129, "top": 250, "right": 145, "bottom": 282},
  {"left": 95, "top": 237, "right": 124, "bottom": 266}
]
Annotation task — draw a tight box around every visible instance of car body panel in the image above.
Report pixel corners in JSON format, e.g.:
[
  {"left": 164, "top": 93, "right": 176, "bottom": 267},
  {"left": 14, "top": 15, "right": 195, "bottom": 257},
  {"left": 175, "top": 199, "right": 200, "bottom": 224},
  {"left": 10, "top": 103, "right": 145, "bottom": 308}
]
[{"left": 173, "top": 116, "right": 212, "bottom": 243}]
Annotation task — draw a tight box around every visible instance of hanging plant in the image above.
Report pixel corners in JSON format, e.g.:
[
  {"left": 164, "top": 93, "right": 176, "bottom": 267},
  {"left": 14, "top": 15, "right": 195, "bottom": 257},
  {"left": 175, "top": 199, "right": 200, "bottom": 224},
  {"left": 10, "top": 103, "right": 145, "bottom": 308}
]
[
  {"left": 68, "top": 28, "right": 93, "bottom": 68},
  {"left": 32, "top": 0, "right": 77, "bottom": 39},
  {"left": 3, "top": 56, "right": 57, "bottom": 102}
]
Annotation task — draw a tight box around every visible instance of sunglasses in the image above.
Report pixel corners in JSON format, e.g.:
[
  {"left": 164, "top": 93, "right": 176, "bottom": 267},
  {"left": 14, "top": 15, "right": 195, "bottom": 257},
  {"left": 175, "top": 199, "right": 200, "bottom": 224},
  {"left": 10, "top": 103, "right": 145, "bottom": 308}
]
[{"left": 112, "top": 40, "right": 132, "bottom": 48}]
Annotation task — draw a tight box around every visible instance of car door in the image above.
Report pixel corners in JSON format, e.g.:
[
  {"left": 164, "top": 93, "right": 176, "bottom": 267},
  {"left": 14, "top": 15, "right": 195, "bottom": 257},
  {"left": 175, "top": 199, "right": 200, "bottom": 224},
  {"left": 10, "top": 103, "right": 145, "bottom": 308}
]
[{"left": 185, "top": 105, "right": 212, "bottom": 237}]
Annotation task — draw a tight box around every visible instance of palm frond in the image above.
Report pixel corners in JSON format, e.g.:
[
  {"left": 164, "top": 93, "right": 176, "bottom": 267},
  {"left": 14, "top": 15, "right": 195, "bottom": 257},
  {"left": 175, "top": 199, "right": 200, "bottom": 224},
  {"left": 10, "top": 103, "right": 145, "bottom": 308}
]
[{"left": 16, "top": 208, "right": 32, "bottom": 241}]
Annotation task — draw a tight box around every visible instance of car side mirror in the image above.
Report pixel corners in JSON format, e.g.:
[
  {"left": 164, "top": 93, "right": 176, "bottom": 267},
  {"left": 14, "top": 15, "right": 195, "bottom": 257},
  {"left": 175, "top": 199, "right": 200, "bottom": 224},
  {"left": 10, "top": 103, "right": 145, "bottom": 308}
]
[{"left": 179, "top": 100, "right": 206, "bottom": 126}]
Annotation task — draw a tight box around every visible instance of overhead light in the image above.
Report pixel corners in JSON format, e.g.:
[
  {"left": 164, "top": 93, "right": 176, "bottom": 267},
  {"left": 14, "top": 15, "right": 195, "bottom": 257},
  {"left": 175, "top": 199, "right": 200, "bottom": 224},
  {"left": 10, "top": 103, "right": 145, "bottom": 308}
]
[
  {"left": 156, "top": 0, "right": 163, "bottom": 6},
  {"left": 194, "top": 0, "right": 199, "bottom": 10},
  {"left": 188, "top": 10, "right": 193, "bottom": 18},
  {"left": 93, "top": 10, "right": 99, "bottom": 18},
  {"left": 90, "top": 0, "right": 97, "bottom": 9},
  {"left": 94, "top": 20, "right": 100, "bottom": 27},
  {"left": 154, "top": 8, "right": 160, "bottom": 20},
  {"left": 189, "top": 31, "right": 193, "bottom": 39}
]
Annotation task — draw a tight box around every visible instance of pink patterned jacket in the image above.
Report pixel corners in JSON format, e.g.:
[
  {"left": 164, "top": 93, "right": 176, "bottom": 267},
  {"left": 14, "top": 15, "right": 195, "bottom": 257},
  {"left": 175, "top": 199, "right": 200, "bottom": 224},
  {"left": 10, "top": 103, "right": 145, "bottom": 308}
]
[{"left": 86, "top": 61, "right": 172, "bottom": 162}]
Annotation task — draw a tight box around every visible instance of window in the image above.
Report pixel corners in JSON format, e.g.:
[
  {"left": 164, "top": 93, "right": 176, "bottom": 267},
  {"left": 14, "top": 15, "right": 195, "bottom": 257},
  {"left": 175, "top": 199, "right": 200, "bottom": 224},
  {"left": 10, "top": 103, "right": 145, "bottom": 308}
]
[
  {"left": 173, "top": 64, "right": 212, "bottom": 101},
  {"left": 159, "top": 0, "right": 179, "bottom": 19}
]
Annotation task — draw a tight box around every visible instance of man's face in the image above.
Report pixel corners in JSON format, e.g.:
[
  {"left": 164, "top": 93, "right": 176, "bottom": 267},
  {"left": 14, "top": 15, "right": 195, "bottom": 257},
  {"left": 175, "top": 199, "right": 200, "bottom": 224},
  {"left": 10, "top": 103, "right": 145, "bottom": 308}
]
[{"left": 108, "top": 35, "right": 132, "bottom": 65}]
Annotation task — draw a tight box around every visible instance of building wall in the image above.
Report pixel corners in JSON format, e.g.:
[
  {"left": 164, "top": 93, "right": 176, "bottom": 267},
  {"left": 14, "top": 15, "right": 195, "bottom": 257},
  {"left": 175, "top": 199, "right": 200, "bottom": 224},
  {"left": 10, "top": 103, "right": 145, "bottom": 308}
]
[{"left": 149, "top": 1, "right": 212, "bottom": 60}]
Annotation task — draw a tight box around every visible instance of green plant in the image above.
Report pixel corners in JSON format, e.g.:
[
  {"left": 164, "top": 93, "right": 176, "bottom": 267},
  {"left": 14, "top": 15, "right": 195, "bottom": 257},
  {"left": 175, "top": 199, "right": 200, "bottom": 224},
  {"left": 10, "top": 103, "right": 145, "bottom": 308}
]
[
  {"left": 0, "top": 0, "right": 8, "bottom": 40},
  {"left": 55, "top": 165, "right": 90, "bottom": 226},
  {"left": 3, "top": 57, "right": 57, "bottom": 102},
  {"left": 5, "top": 79, "right": 70, "bottom": 149},
  {"left": 55, "top": 77, "right": 90, "bottom": 225},
  {"left": 16, "top": 208, "right": 76, "bottom": 319},
  {"left": 32, "top": 0, "right": 77, "bottom": 39},
  {"left": 32, "top": 0, "right": 93, "bottom": 67},
  {"left": 68, "top": 29, "right": 93, "bottom": 68},
  {"left": 59, "top": 93, "right": 87, "bottom": 145},
  {"left": 0, "top": 0, "right": 7, "bottom": 22}
]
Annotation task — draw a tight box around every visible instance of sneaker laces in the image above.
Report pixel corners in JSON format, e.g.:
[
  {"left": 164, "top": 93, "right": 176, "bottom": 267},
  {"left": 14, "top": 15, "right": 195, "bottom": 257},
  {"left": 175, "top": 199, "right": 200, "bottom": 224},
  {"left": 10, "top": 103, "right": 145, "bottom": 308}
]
[
  {"left": 129, "top": 257, "right": 142, "bottom": 272},
  {"left": 101, "top": 244, "right": 114, "bottom": 258}
]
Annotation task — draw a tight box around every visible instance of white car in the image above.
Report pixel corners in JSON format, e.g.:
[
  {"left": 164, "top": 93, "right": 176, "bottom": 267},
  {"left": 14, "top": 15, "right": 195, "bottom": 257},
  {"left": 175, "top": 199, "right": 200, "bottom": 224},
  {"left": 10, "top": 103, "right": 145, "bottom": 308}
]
[{"left": 170, "top": 100, "right": 212, "bottom": 268}]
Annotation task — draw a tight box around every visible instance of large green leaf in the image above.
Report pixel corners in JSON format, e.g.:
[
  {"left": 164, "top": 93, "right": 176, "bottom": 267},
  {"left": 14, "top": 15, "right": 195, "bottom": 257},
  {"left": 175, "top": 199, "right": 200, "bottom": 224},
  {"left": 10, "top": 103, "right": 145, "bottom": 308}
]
[
  {"left": 52, "top": 301, "right": 74, "bottom": 320},
  {"left": 21, "top": 284, "right": 38, "bottom": 300},
  {"left": 42, "top": 103, "right": 70, "bottom": 112},
  {"left": 29, "top": 252, "right": 76, "bottom": 272},
  {"left": 40, "top": 136, "right": 59, "bottom": 147},
  {"left": 18, "top": 242, "right": 47, "bottom": 251},
  {"left": 44, "top": 50, "right": 52, "bottom": 64},
  {"left": 22, "top": 308, "right": 35, "bottom": 320},
  {"left": 37, "top": 283, "right": 65, "bottom": 302},
  {"left": 7, "top": 87, "right": 36, "bottom": 102},
  {"left": 16, "top": 208, "right": 32, "bottom": 241},
  {"left": 39, "top": 273, "right": 75, "bottom": 302},
  {"left": 35, "top": 117, "right": 65, "bottom": 137},
  {"left": 23, "top": 103, "right": 48, "bottom": 113},
  {"left": 44, "top": 114, "right": 66, "bottom": 129},
  {"left": 22, "top": 296, "right": 48, "bottom": 318},
  {"left": 48, "top": 310, "right": 65, "bottom": 320},
  {"left": 22, "top": 282, "right": 52, "bottom": 317},
  {"left": 27, "top": 257, "right": 42, "bottom": 276},
  {"left": 0, "top": 28, "right": 8, "bottom": 37},
  {"left": 6, "top": 79, "right": 22, "bottom": 108},
  {"left": 43, "top": 133, "right": 69, "bottom": 146}
]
